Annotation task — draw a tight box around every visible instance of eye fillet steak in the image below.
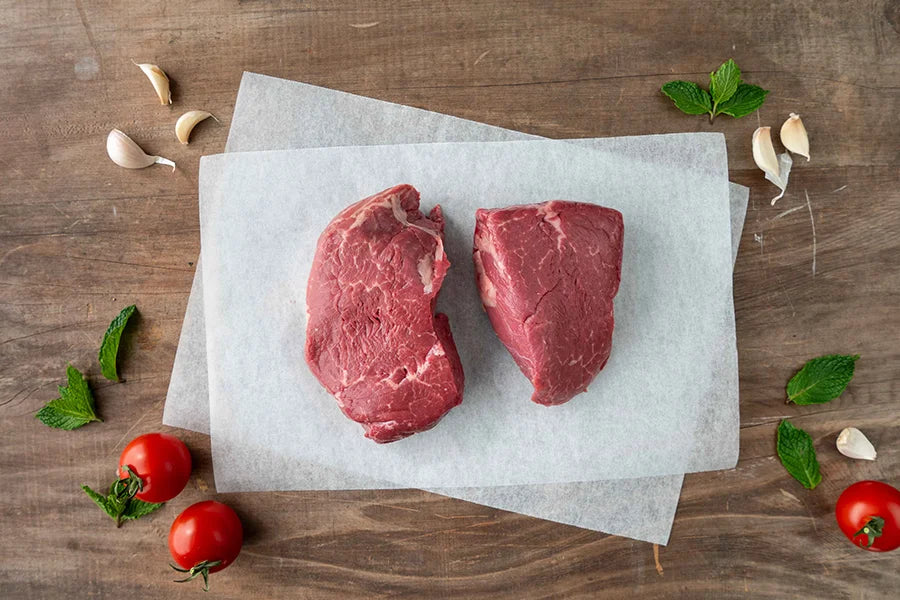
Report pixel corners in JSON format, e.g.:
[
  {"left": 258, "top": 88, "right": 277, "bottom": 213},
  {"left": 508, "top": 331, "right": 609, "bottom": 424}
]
[
  {"left": 473, "top": 201, "right": 624, "bottom": 406},
  {"left": 305, "top": 184, "right": 464, "bottom": 443}
]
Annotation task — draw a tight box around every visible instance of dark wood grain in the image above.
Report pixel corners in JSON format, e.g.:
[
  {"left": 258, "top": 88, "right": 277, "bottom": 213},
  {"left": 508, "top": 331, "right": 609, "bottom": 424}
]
[{"left": 2, "top": 1, "right": 899, "bottom": 598}]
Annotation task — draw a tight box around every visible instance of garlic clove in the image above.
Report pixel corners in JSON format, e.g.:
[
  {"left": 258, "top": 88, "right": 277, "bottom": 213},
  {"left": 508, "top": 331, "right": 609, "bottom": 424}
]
[
  {"left": 106, "top": 129, "right": 176, "bottom": 171},
  {"left": 133, "top": 61, "right": 172, "bottom": 105},
  {"left": 780, "top": 113, "right": 810, "bottom": 161},
  {"left": 175, "top": 110, "right": 218, "bottom": 145},
  {"left": 752, "top": 126, "right": 780, "bottom": 180},
  {"left": 836, "top": 427, "right": 876, "bottom": 460},
  {"left": 752, "top": 126, "right": 792, "bottom": 205}
]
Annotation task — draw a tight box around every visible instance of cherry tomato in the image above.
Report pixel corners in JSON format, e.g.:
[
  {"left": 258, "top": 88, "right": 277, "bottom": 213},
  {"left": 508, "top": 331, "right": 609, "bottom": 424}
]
[
  {"left": 169, "top": 501, "right": 243, "bottom": 591},
  {"left": 118, "top": 433, "right": 192, "bottom": 503},
  {"left": 835, "top": 480, "right": 900, "bottom": 552}
]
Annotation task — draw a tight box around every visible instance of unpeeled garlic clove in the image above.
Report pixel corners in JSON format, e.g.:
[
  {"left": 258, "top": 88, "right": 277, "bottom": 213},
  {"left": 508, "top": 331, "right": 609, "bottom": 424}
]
[
  {"left": 133, "top": 61, "right": 172, "bottom": 105},
  {"left": 752, "top": 126, "right": 780, "bottom": 180},
  {"left": 106, "top": 129, "right": 175, "bottom": 171},
  {"left": 836, "top": 427, "right": 877, "bottom": 460},
  {"left": 175, "top": 110, "right": 217, "bottom": 145},
  {"left": 780, "top": 113, "right": 810, "bottom": 161},
  {"left": 752, "top": 126, "right": 792, "bottom": 205}
]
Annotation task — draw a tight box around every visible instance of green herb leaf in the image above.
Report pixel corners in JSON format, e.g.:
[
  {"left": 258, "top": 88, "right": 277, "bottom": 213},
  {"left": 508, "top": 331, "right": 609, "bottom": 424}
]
[
  {"left": 716, "top": 83, "right": 769, "bottom": 118},
  {"left": 777, "top": 420, "right": 822, "bottom": 490},
  {"left": 121, "top": 498, "right": 164, "bottom": 520},
  {"left": 35, "top": 366, "right": 101, "bottom": 430},
  {"left": 787, "top": 354, "right": 859, "bottom": 405},
  {"left": 709, "top": 58, "right": 741, "bottom": 105},
  {"left": 661, "top": 81, "right": 713, "bottom": 115},
  {"left": 81, "top": 484, "right": 117, "bottom": 519},
  {"left": 99, "top": 304, "right": 137, "bottom": 382}
]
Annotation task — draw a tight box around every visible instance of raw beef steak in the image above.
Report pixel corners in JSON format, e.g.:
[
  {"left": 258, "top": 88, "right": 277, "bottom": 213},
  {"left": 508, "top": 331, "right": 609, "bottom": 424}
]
[
  {"left": 473, "top": 201, "right": 624, "bottom": 406},
  {"left": 305, "top": 184, "right": 464, "bottom": 442}
]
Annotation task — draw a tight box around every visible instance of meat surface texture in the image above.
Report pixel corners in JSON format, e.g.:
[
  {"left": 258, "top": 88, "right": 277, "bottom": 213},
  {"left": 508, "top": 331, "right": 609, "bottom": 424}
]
[
  {"left": 473, "top": 201, "right": 624, "bottom": 406},
  {"left": 305, "top": 184, "right": 464, "bottom": 443}
]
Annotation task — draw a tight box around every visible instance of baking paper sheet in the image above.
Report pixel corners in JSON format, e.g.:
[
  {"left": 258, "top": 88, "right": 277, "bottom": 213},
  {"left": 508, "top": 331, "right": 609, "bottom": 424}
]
[
  {"left": 200, "top": 139, "right": 738, "bottom": 491},
  {"left": 163, "top": 73, "right": 747, "bottom": 544}
]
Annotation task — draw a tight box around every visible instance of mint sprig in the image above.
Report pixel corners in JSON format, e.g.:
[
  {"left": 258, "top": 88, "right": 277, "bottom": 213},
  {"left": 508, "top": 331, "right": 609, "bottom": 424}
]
[
  {"left": 787, "top": 354, "right": 859, "bottom": 405},
  {"left": 661, "top": 59, "right": 768, "bottom": 122},
  {"left": 776, "top": 420, "right": 822, "bottom": 490},
  {"left": 99, "top": 304, "right": 137, "bottom": 382},
  {"left": 35, "top": 365, "right": 101, "bottom": 430}
]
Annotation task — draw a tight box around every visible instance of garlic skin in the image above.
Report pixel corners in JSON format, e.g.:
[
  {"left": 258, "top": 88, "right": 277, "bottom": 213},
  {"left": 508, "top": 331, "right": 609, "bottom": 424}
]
[
  {"left": 836, "top": 427, "right": 876, "bottom": 461},
  {"left": 175, "top": 110, "right": 217, "bottom": 145},
  {"left": 752, "top": 126, "right": 792, "bottom": 205},
  {"left": 133, "top": 61, "right": 172, "bottom": 105},
  {"left": 780, "top": 113, "right": 810, "bottom": 161},
  {"left": 106, "top": 129, "right": 175, "bottom": 171}
]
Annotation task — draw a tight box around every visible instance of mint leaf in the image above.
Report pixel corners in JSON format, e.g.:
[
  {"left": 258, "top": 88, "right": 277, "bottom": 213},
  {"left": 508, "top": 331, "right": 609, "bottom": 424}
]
[
  {"left": 82, "top": 484, "right": 117, "bottom": 519},
  {"left": 777, "top": 420, "right": 822, "bottom": 490},
  {"left": 35, "top": 365, "right": 101, "bottom": 430},
  {"left": 787, "top": 354, "right": 859, "bottom": 405},
  {"left": 716, "top": 83, "right": 769, "bottom": 118},
  {"left": 709, "top": 58, "right": 741, "bottom": 105},
  {"left": 122, "top": 498, "right": 164, "bottom": 520},
  {"left": 99, "top": 304, "right": 137, "bottom": 382},
  {"left": 661, "top": 81, "right": 712, "bottom": 115}
]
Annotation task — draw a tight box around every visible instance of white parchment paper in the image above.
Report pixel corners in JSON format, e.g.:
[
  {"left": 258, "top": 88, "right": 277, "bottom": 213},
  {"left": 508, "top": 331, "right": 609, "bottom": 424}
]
[
  {"left": 163, "top": 74, "right": 747, "bottom": 544},
  {"left": 200, "top": 138, "right": 738, "bottom": 491},
  {"left": 164, "top": 73, "right": 748, "bottom": 543}
]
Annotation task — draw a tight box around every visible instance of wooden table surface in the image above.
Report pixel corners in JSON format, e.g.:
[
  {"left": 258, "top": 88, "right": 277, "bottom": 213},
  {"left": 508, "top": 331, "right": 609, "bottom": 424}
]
[{"left": 2, "top": 1, "right": 899, "bottom": 598}]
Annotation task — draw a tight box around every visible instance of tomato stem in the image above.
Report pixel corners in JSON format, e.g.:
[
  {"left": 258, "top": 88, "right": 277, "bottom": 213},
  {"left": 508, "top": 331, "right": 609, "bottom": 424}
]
[
  {"left": 107, "top": 466, "right": 145, "bottom": 527},
  {"left": 118, "top": 465, "right": 144, "bottom": 497},
  {"left": 171, "top": 560, "right": 223, "bottom": 592},
  {"left": 853, "top": 516, "right": 885, "bottom": 548}
]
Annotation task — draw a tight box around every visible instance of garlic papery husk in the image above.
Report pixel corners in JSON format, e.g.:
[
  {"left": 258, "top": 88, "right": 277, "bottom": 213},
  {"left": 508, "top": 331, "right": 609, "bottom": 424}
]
[
  {"left": 752, "top": 126, "right": 793, "bottom": 205},
  {"left": 133, "top": 61, "right": 172, "bottom": 105},
  {"left": 836, "top": 427, "right": 877, "bottom": 460},
  {"left": 106, "top": 129, "right": 175, "bottom": 171},
  {"left": 780, "top": 113, "right": 810, "bottom": 161},
  {"left": 175, "top": 110, "right": 217, "bottom": 145}
]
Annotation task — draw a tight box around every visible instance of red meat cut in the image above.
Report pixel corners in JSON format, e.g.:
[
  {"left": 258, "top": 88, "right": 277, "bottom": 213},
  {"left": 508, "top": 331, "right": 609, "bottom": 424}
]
[
  {"left": 305, "top": 184, "right": 464, "bottom": 443},
  {"left": 473, "top": 201, "right": 624, "bottom": 406}
]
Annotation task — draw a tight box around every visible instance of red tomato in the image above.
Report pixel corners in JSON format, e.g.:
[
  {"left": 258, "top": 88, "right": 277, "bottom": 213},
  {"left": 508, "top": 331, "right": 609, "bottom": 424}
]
[
  {"left": 118, "top": 433, "right": 192, "bottom": 503},
  {"left": 835, "top": 481, "right": 900, "bottom": 552},
  {"left": 169, "top": 501, "right": 243, "bottom": 591}
]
